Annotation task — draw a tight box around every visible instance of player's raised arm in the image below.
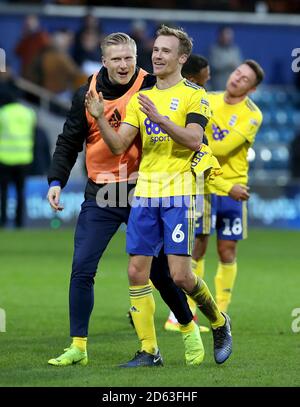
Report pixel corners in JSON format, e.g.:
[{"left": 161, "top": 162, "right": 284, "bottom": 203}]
[
  {"left": 138, "top": 93, "right": 202, "bottom": 151},
  {"left": 85, "top": 89, "right": 138, "bottom": 155}
]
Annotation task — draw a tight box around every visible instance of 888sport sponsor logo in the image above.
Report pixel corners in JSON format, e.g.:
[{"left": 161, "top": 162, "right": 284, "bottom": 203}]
[
  {"left": 144, "top": 117, "right": 172, "bottom": 144},
  {"left": 212, "top": 124, "right": 229, "bottom": 141}
]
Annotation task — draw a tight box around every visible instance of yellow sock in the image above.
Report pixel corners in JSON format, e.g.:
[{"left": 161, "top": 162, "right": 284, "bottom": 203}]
[
  {"left": 187, "top": 295, "right": 197, "bottom": 316},
  {"left": 192, "top": 258, "right": 205, "bottom": 279},
  {"left": 129, "top": 284, "right": 157, "bottom": 355},
  {"left": 188, "top": 276, "right": 225, "bottom": 329},
  {"left": 215, "top": 261, "right": 237, "bottom": 313},
  {"left": 72, "top": 337, "right": 87, "bottom": 352},
  {"left": 179, "top": 321, "right": 194, "bottom": 334},
  {"left": 148, "top": 279, "right": 155, "bottom": 289},
  {"left": 187, "top": 258, "right": 206, "bottom": 315}
]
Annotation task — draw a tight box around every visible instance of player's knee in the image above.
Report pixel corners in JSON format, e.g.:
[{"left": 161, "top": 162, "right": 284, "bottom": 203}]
[
  {"left": 172, "top": 273, "right": 187, "bottom": 288},
  {"left": 72, "top": 257, "right": 97, "bottom": 279},
  {"left": 128, "top": 263, "right": 144, "bottom": 281},
  {"left": 192, "top": 249, "right": 204, "bottom": 261},
  {"left": 70, "top": 273, "right": 95, "bottom": 288},
  {"left": 217, "top": 240, "right": 237, "bottom": 261},
  {"left": 218, "top": 247, "right": 236, "bottom": 263},
  {"left": 193, "top": 236, "right": 208, "bottom": 260}
]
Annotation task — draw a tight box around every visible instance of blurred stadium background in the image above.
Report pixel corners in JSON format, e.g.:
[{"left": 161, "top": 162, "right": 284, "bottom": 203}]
[{"left": 0, "top": 0, "right": 300, "bottom": 389}]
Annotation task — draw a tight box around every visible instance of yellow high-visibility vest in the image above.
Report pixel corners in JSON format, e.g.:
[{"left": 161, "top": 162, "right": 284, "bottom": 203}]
[{"left": 0, "top": 103, "right": 36, "bottom": 165}]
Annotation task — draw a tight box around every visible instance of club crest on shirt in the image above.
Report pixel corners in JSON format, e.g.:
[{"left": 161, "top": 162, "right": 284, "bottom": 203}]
[
  {"left": 250, "top": 118, "right": 259, "bottom": 126},
  {"left": 170, "top": 98, "right": 179, "bottom": 111},
  {"left": 229, "top": 114, "right": 238, "bottom": 126}
]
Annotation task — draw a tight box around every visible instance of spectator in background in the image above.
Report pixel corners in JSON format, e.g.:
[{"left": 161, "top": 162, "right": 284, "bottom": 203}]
[
  {"left": 29, "top": 126, "right": 51, "bottom": 176},
  {"left": 0, "top": 66, "right": 18, "bottom": 105},
  {"left": 15, "top": 14, "right": 50, "bottom": 80},
  {"left": 209, "top": 26, "right": 242, "bottom": 90},
  {"left": 28, "top": 29, "right": 87, "bottom": 101},
  {"left": 1, "top": 66, "right": 51, "bottom": 177},
  {"left": 73, "top": 14, "right": 103, "bottom": 76},
  {"left": 129, "top": 20, "right": 153, "bottom": 72},
  {"left": 0, "top": 88, "right": 36, "bottom": 228},
  {"left": 73, "top": 29, "right": 102, "bottom": 76}
]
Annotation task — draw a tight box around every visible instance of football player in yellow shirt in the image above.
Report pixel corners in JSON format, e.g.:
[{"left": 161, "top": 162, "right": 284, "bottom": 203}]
[
  {"left": 162, "top": 53, "right": 212, "bottom": 333},
  {"left": 86, "top": 26, "right": 232, "bottom": 367},
  {"left": 193, "top": 60, "right": 264, "bottom": 313}
]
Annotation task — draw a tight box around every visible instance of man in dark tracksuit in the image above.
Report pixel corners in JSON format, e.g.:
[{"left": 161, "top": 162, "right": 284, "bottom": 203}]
[{"left": 47, "top": 33, "right": 194, "bottom": 367}]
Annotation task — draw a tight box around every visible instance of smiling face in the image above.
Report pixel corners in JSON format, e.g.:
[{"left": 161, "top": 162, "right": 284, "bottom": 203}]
[
  {"left": 152, "top": 35, "right": 188, "bottom": 79},
  {"left": 226, "top": 63, "right": 257, "bottom": 97},
  {"left": 102, "top": 43, "right": 136, "bottom": 85}
]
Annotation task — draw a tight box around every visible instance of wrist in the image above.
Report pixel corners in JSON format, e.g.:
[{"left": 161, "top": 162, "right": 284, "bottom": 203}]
[
  {"left": 50, "top": 180, "right": 61, "bottom": 188},
  {"left": 96, "top": 113, "right": 105, "bottom": 122},
  {"left": 157, "top": 114, "right": 167, "bottom": 126}
]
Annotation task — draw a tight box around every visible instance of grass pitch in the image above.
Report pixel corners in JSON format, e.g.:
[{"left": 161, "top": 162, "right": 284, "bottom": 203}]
[{"left": 0, "top": 228, "right": 299, "bottom": 387}]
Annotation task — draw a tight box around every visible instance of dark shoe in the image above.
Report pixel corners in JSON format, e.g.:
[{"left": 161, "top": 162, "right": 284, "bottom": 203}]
[
  {"left": 119, "top": 350, "right": 163, "bottom": 368},
  {"left": 212, "top": 312, "right": 232, "bottom": 364}
]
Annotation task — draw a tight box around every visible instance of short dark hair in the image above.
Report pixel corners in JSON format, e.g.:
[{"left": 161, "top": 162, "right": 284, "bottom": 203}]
[
  {"left": 243, "top": 59, "right": 264, "bottom": 86},
  {"left": 182, "top": 54, "right": 208, "bottom": 77}
]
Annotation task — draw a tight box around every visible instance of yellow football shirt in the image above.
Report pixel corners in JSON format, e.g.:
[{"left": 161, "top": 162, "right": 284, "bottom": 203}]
[
  {"left": 205, "top": 91, "right": 263, "bottom": 195},
  {"left": 124, "top": 79, "right": 211, "bottom": 197}
]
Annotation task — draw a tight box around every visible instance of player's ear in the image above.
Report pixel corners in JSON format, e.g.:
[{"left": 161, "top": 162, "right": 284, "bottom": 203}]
[
  {"left": 102, "top": 55, "right": 106, "bottom": 67},
  {"left": 179, "top": 54, "right": 188, "bottom": 65}
]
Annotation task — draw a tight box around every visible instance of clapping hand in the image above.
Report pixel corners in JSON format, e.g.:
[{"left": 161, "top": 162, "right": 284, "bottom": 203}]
[
  {"left": 138, "top": 93, "right": 163, "bottom": 124},
  {"left": 85, "top": 90, "right": 104, "bottom": 120}
]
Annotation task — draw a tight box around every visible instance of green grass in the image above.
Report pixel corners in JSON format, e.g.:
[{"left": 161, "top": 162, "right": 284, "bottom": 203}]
[{"left": 0, "top": 228, "right": 300, "bottom": 387}]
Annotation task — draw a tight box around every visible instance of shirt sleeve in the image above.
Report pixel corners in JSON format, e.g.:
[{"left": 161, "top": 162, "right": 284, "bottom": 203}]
[
  {"left": 186, "top": 88, "right": 211, "bottom": 129},
  {"left": 212, "top": 175, "right": 234, "bottom": 194},
  {"left": 208, "top": 130, "right": 246, "bottom": 157},
  {"left": 235, "top": 110, "right": 263, "bottom": 144},
  {"left": 123, "top": 94, "right": 139, "bottom": 129}
]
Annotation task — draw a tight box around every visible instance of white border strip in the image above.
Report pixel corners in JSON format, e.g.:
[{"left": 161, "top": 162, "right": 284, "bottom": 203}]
[{"left": 0, "top": 5, "right": 300, "bottom": 26}]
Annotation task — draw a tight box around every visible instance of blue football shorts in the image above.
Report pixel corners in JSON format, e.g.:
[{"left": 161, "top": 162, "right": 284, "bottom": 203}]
[
  {"left": 126, "top": 195, "right": 195, "bottom": 256},
  {"left": 195, "top": 194, "right": 248, "bottom": 240},
  {"left": 215, "top": 195, "right": 248, "bottom": 240},
  {"left": 195, "top": 193, "right": 217, "bottom": 236}
]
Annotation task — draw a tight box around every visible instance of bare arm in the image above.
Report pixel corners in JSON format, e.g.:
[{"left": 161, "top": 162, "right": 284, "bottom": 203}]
[
  {"left": 138, "top": 93, "right": 202, "bottom": 151},
  {"left": 85, "top": 90, "right": 138, "bottom": 155}
]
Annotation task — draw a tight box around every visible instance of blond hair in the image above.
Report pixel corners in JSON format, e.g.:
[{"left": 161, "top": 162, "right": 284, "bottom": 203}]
[
  {"left": 101, "top": 32, "right": 137, "bottom": 56},
  {"left": 156, "top": 25, "right": 193, "bottom": 57}
]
